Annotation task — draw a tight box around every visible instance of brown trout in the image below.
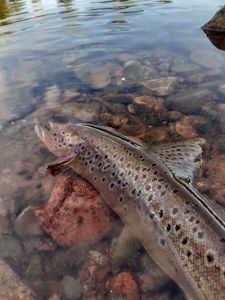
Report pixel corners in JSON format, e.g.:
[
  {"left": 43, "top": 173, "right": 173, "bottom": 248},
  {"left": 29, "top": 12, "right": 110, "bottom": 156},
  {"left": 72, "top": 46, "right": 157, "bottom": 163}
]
[{"left": 35, "top": 121, "right": 225, "bottom": 300}]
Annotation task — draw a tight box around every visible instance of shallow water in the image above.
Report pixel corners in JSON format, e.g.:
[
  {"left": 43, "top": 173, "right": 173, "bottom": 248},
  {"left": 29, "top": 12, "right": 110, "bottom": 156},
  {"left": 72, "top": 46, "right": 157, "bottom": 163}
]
[{"left": 1, "top": 0, "right": 225, "bottom": 299}]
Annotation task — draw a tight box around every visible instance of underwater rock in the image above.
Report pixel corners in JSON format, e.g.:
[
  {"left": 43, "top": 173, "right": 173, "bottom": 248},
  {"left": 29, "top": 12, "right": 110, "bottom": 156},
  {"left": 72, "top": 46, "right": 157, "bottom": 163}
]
[
  {"left": 197, "top": 155, "right": 225, "bottom": 205},
  {"left": 74, "top": 64, "right": 111, "bottom": 89},
  {"left": 99, "top": 112, "right": 130, "bottom": 128},
  {"left": 173, "top": 121, "right": 197, "bottom": 139},
  {"left": 118, "top": 53, "right": 136, "bottom": 62},
  {"left": 171, "top": 56, "right": 200, "bottom": 75},
  {"left": 166, "top": 88, "right": 213, "bottom": 114},
  {"left": 203, "top": 32, "right": 225, "bottom": 51},
  {"left": 166, "top": 111, "right": 184, "bottom": 121},
  {"left": 0, "top": 234, "right": 24, "bottom": 262},
  {"left": 63, "top": 102, "right": 101, "bottom": 122},
  {"left": 0, "top": 197, "right": 10, "bottom": 234},
  {"left": 141, "top": 76, "right": 179, "bottom": 96},
  {"left": 219, "top": 84, "right": 225, "bottom": 95},
  {"left": 61, "top": 275, "right": 82, "bottom": 300},
  {"left": 202, "top": 6, "right": 225, "bottom": 32},
  {"left": 79, "top": 248, "right": 111, "bottom": 299},
  {"left": 14, "top": 206, "right": 44, "bottom": 237},
  {"left": 0, "top": 259, "right": 36, "bottom": 300},
  {"left": 218, "top": 103, "right": 225, "bottom": 133},
  {"left": 145, "top": 127, "right": 169, "bottom": 144},
  {"left": 48, "top": 294, "right": 60, "bottom": 300},
  {"left": 190, "top": 49, "right": 224, "bottom": 69},
  {"left": 43, "top": 85, "right": 61, "bottom": 108},
  {"left": 134, "top": 95, "right": 166, "bottom": 112},
  {"left": 186, "top": 73, "right": 205, "bottom": 83},
  {"left": 139, "top": 254, "right": 171, "bottom": 292},
  {"left": 23, "top": 237, "right": 57, "bottom": 255},
  {"left": 35, "top": 174, "right": 113, "bottom": 247},
  {"left": 110, "top": 272, "right": 140, "bottom": 300},
  {"left": 118, "top": 61, "right": 156, "bottom": 87},
  {"left": 25, "top": 253, "right": 43, "bottom": 279},
  {"left": 63, "top": 89, "right": 82, "bottom": 102}
]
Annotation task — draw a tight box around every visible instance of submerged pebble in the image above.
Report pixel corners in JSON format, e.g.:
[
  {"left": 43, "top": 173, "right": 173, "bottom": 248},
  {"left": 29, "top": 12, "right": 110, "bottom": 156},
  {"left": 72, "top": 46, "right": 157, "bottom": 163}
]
[
  {"left": 190, "top": 49, "right": 225, "bottom": 69},
  {"left": 14, "top": 206, "right": 44, "bottom": 237},
  {"left": 110, "top": 272, "right": 140, "bottom": 300},
  {"left": 61, "top": 275, "right": 82, "bottom": 300},
  {"left": 141, "top": 76, "right": 179, "bottom": 96},
  {"left": 0, "top": 259, "right": 36, "bottom": 300},
  {"left": 166, "top": 88, "right": 213, "bottom": 114}
]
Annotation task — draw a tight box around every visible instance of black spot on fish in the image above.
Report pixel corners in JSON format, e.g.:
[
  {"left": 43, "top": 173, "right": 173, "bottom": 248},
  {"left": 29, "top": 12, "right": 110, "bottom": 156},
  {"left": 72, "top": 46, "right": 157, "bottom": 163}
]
[
  {"left": 187, "top": 251, "right": 192, "bottom": 257},
  {"left": 181, "top": 237, "right": 188, "bottom": 245},
  {"left": 119, "top": 196, "right": 123, "bottom": 202},
  {"left": 220, "top": 238, "right": 225, "bottom": 243},
  {"left": 206, "top": 252, "right": 214, "bottom": 264},
  {"left": 159, "top": 210, "right": 164, "bottom": 218},
  {"left": 189, "top": 216, "right": 195, "bottom": 222},
  {"left": 160, "top": 238, "right": 166, "bottom": 246},
  {"left": 148, "top": 194, "right": 153, "bottom": 202},
  {"left": 175, "top": 224, "right": 181, "bottom": 231},
  {"left": 192, "top": 227, "right": 198, "bottom": 233},
  {"left": 166, "top": 224, "right": 171, "bottom": 232},
  {"left": 149, "top": 212, "right": 154, "bottom": 220},
  {"left": 198, "top": 232, "right": 204, "bottom": 239}
]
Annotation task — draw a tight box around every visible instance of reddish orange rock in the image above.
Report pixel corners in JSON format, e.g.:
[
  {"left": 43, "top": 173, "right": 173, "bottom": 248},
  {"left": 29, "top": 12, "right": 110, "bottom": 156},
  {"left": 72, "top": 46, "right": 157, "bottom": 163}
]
[
  {"left": 35, "top": 175, "right": 113, "bottom": 247},
  {"left": 197, "top": 155, "right": 225, "bottom": 205},
  {"left": 174, "top": 121, "right": 197, "bottom": 139},
  {"left": 134, "top": 95, "right": 166, "bottom": 113},
  {"left": 110, "top": 272, "right": 140, "bottom": 300}
]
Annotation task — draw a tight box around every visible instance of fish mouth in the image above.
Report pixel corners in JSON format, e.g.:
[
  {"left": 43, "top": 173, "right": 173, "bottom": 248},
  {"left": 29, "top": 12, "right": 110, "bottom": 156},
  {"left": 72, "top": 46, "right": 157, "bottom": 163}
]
[{"left": 35, "top": 121, "right": 54, "bottom": 141}]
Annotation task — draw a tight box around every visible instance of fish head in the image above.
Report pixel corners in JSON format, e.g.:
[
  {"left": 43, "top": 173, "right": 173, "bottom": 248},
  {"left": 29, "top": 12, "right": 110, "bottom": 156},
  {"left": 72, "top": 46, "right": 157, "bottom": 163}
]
[{"left": 35, "top": 120, "right": 83, "bottom": 156}]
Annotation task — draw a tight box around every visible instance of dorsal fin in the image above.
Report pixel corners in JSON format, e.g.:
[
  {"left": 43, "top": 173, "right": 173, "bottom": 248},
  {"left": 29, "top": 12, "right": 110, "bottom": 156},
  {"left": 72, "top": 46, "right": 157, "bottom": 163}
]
[
  {"left": 150, "top": 138, "right": 225, "bottom": 224},
  {"left": 151, "top": 138, "right": 206, "bottom": 185}
]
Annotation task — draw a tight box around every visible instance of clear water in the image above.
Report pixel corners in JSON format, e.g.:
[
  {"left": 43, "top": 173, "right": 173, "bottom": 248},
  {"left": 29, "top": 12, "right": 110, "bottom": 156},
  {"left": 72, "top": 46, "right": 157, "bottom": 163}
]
[{"left": 0, "top": 0, "right": 225, "bottom": 299}]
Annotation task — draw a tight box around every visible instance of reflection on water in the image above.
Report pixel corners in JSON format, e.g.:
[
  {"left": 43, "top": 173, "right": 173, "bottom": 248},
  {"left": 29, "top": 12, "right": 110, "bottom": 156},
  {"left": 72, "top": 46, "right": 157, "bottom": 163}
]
[{"left": 0, "top": 0, "right": 225, "bottom": 299}]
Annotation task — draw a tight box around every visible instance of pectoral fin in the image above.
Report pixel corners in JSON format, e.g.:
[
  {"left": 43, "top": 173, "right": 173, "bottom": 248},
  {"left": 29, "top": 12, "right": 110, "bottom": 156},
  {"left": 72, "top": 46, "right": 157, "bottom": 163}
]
[{"left": 47, "top": 156, "right": 76, "bottom": 176}]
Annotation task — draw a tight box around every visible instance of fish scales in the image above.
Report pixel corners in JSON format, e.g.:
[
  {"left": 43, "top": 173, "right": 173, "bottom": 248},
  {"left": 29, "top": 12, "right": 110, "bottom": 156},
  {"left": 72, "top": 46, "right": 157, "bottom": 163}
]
[{"left": 35, "top": 122, "right": 225, "bottom": 300}]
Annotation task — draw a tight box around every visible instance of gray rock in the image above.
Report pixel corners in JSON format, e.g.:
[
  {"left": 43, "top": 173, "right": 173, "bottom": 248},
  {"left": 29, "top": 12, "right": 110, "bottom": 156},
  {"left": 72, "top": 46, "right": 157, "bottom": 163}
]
[
  {"left": 44, "top": 85, "right": 61, "bottom": 107},
  {"left": 14, "top": 206, "right": 44, "bottom": 237},
  {"left": 190, "top": 49, "right": 224, "bottom": 69},
  {"left": 61, "top": 275, "right": 82, "bottom": 300},
  {"left": 166, "top": 88, "right": 213, "bottom": 114},
  {"left": 74, "top": 64, "right": 111, "bottom": 89},
  {"left": 141, "top": 76, "right": 179, "bottom": 96},
  {"left": 23, "top": 237, "right": 57, "bottom": 255},
  {"left": 25, "top": 253, "right": 43, "bottom": 278},
  {"left": 219, "top": 83, "right": 225, "bottom": 95},
  {"left": 64, "top": 102, "right": 101, "bottom": 122},
  {"left": 0, "top": 197, "right": 10, "bottom": 234},
  {"left": 171, "top": 58, "right": 200, "bottom": 75},
  {"left": 0, "top": 235, "right": 24, "bottom": 261},
  {"left": 117, "top": 61, "right": 156, "bottom": 87},
  {"left": 0, "top": 259, "right": 36, "bottom": 300},
  {"left": 218, "top": 103, "right": 225, "bottom": 133}
]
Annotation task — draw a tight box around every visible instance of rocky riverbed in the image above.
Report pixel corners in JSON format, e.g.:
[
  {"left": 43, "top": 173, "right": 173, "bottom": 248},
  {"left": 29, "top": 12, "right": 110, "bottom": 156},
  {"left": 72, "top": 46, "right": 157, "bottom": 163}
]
[{"left": 1, "top": 47, "right": 225, "bottom": 299}]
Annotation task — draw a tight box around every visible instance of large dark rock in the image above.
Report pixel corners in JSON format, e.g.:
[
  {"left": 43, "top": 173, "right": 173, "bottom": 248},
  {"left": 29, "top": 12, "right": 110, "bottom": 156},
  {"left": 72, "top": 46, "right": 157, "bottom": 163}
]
[
  {"left": 202, "top": 6, "right": 225, "bottom": 32},
  {"left": 202, "top": 6, "right": 225, "bottom": 50}
]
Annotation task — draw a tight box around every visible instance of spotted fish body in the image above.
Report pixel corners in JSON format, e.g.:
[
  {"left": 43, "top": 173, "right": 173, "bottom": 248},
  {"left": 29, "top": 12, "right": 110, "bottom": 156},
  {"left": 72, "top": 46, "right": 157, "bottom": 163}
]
[{"left": 35, "top": 122, "right": 225, "bottom": 300}]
